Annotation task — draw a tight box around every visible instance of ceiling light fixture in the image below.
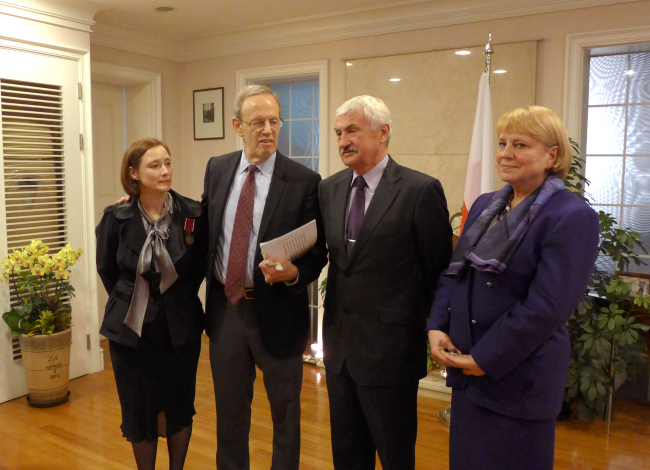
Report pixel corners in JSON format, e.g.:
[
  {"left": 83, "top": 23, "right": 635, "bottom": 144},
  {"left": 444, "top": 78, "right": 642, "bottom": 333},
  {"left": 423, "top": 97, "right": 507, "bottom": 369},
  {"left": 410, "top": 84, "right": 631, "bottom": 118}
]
[
  {"left": 455, "top": 50, "right": 471, "bottom": 55},
  {"left": 346, "top": 62, "right": 353, "bottom": 66},
  {"left": 494, "top": 70, "right": 507, "bottom": 74},
  {"left": 154, "top": 6, "right": 176, "bottom": 13},
  {"left": 389, "top": 78, "right": 401, "bottom": 82},
  {"left": 625, "top": 70, "right": 635, "bottom": 75}
]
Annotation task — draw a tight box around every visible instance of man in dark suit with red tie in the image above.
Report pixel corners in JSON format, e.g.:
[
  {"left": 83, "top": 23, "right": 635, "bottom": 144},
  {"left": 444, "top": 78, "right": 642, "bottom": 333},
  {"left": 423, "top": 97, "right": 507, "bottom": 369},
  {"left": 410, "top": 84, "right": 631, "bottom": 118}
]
[
  {"left": 201, "top": 85, "right": 327, "bottom": 470},
  {"left": 319, "top": 95, "right": 453, "bottom": 470}
]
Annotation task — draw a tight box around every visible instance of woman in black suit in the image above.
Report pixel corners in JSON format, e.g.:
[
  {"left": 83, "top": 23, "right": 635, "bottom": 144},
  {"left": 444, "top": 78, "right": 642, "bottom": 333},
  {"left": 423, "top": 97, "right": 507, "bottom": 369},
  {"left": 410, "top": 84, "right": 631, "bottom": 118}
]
[{"left": 96, "top": 138, "right": 207, "bottom": 470}]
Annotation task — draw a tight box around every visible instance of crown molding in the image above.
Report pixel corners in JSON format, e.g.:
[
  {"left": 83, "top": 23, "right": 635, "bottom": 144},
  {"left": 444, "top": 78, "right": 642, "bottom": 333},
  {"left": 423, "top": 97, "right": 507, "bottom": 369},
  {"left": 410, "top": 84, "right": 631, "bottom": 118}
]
[
  {"left": 90, "top": 21, "right": 183, "bottom": 62},
  {"left": 90, "top": 0, "right": 643, "bottom": 62},
  {"left": 0, "top": 0, "right": 100, "bottom": 32}
]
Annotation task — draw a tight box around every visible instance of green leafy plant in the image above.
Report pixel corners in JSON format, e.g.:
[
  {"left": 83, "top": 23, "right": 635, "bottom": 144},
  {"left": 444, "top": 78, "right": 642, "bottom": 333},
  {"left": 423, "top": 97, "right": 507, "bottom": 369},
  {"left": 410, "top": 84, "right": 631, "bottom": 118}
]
[
  {"left": 564, "top": 142, "right": 650, "bottom": 420},
  {"left": 1, "top": 240, "right": 83, "bottom": 337}
]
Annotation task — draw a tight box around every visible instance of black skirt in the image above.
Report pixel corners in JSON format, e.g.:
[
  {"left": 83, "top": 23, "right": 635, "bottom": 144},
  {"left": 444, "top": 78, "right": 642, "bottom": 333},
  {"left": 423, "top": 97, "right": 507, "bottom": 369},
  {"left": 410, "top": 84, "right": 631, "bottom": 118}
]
[
  {"left": 109, "top": 299, "right": 201, "bottom": 443},
  {"left": 449, "top": 388, "right": 556, "bottom": 470}
]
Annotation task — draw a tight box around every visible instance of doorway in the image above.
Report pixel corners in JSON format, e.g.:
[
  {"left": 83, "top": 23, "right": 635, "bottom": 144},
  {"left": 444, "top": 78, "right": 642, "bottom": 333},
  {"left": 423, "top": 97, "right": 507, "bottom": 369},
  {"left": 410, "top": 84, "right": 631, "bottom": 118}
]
[{"left": 90, "top": 63, "right": 161, "bottom": 329}]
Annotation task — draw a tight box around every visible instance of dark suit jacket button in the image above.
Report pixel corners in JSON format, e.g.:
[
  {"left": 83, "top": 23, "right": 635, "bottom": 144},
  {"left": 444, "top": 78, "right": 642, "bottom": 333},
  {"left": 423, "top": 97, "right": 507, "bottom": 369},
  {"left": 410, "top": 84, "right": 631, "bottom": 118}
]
[
  {"left": 486, "top": 282, "right": 493, "bottom": 287},
  {"left": 343, "top": 309, "right": 350, "bottom": 315},
  {"left": 471, "top": 319, "right": 477, "bottom": 324},
  {"left": 345, "top": 272, "right": 351, "bottom": 278}
]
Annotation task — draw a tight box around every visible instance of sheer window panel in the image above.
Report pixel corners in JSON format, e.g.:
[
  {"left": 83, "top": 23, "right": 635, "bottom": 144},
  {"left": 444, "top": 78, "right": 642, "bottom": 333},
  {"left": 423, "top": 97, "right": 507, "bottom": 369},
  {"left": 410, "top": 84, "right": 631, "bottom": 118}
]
[
  {"left": 270, "top": 84, "right": 290, "bottom": 119},
  {"left": 277, "top": 120, "right": 290, "bottom": 156},
  {"left": 585, "top": 156, "right": 623, "bottom": 205},
  {"left": 292, "top": 157, "right": 317, "bottom": 171},
  {"left": 593, "top": 205, "right": 619, "bottom": 274},
  {"left": 314, "top": 120, "right": 320, "bottom": 159},
  {"left": 291, "top": 120, "right": 313, "bottom": 156},
  {"left": 589, "top": 55, "right": 628, "bottom": 106},
  {"left": 621, "top": 206, "right": 650, "bottom": 249},
  {"left": 623, "top": 157, "right": 650, "bottom": 205},
  {"left": 290, "top": 82, "right": 314, "bottom": 119},
  {"left": 586, "top": 106, "right": 626, "bottom": 155},
  {"left": 626, "top": 105, "right": 650, "bottom": 155},
  {"left": 629, "top": 53, "right": 650, "bottom": 104}
]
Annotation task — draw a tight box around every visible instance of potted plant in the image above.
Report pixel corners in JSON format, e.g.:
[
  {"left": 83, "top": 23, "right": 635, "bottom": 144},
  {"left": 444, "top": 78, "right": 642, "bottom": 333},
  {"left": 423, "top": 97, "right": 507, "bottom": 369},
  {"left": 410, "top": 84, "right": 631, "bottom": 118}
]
[
  {"left": 563, "top": 143, "right": 650, "bottom": 421},
  {"left": 1, "top": 240, "right": 83, "bottom": 407}
]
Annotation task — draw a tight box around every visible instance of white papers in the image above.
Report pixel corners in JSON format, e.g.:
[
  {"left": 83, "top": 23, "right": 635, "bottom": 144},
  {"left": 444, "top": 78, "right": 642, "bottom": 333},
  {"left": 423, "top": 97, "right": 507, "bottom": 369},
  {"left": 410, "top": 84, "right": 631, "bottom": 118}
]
[{"left": 260, "top": 219, "right": 317, "bottom": 262}]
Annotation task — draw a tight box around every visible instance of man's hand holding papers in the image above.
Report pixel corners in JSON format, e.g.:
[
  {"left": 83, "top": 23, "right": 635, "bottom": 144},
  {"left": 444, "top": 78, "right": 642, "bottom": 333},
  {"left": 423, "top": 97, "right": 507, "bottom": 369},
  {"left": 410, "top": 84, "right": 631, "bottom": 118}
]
[{"left": 258, "top": 219, "right": 318, "bottom": 285}]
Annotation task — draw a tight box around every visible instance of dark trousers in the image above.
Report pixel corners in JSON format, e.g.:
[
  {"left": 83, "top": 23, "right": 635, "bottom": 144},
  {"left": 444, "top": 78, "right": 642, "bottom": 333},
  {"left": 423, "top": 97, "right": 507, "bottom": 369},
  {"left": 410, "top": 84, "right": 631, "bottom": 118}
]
[
  {"left": 207, "top": 282, "right": 303, "bottom": 470},
  {"left": 327, "top": 361, "right": 419, "bottom": 470}
]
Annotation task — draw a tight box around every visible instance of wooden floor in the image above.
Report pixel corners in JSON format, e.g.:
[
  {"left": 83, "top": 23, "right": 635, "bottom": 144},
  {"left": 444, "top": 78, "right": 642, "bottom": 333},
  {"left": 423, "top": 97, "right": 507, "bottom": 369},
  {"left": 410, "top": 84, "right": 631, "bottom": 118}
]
[{"left": 1, "top": 335, "right": 650, "bottom": 469}]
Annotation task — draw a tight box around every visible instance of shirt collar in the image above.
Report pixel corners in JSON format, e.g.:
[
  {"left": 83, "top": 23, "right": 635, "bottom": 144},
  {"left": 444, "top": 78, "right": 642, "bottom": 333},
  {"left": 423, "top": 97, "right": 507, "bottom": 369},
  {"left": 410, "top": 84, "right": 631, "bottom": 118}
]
[
  {"left": 240, "top": 149, "right": 277, "bottom": 177},
  {"left": 352, "top": 154, "right": 389, "bottom": 194}
]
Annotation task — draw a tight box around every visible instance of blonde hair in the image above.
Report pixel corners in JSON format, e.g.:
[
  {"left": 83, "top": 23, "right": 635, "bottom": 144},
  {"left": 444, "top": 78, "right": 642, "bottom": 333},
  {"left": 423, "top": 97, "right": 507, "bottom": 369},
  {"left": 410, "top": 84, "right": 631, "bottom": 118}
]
[{"left": 496, "top": 106, "right": 572, "bottom": 179}]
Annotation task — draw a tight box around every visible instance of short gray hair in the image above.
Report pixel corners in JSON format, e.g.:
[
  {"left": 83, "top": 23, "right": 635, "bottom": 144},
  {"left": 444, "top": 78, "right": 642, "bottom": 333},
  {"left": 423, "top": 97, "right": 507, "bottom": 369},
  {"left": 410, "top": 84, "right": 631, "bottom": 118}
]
[
  {"left": 233, "top": 85, "right": 281, "bottom": 120},
  {"left": 336, "top": 95, "right": 392, "bottom": 140}
]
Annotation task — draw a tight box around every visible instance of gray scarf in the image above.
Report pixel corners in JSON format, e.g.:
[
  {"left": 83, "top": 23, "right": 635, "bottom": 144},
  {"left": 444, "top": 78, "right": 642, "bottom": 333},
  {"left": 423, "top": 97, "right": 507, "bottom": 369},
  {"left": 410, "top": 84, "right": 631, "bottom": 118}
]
[{"left": 123, "top": 193, "right": 179, "bottom": 336}]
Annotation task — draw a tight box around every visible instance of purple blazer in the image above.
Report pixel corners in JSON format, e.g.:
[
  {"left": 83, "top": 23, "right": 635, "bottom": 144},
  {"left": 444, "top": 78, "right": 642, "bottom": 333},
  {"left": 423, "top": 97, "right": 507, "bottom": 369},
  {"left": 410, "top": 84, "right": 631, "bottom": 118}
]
[{"left": 428, "top": 188, "right": 599, "bottom": 420}]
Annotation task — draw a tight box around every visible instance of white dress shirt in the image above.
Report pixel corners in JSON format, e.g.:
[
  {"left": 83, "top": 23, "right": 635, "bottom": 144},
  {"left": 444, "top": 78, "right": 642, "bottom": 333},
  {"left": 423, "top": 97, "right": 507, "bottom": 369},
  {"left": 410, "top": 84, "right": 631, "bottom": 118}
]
[{"left": 215, "top": 150, "right": 276, "bottom": 287}]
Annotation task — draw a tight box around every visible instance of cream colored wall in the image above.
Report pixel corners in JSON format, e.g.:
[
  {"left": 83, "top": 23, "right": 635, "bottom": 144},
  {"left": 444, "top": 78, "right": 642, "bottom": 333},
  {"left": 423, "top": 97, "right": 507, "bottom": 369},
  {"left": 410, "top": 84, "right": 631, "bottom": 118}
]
[
  {"left": 89, "top": 46, "right": 184, "bottom": 190},
  {"left": 91, "top": 0, "right": 650, "bottom": 203}
]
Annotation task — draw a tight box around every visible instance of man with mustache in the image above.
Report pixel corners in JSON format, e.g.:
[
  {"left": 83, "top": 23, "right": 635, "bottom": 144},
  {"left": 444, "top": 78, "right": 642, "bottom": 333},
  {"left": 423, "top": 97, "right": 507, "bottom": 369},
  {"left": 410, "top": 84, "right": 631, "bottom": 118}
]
[
  {"left": 318, "top": 95, "right": 453, "bottom": 470},
  {"left": 201, "top": 85, "right": 328, "bottom": 470}
]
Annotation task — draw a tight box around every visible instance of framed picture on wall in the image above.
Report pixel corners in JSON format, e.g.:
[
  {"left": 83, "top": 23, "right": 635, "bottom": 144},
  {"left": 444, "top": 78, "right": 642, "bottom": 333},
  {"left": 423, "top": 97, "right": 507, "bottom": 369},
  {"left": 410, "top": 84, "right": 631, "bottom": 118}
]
[{"left": 193, "top": 87, "right": 224, "bottom": 140}]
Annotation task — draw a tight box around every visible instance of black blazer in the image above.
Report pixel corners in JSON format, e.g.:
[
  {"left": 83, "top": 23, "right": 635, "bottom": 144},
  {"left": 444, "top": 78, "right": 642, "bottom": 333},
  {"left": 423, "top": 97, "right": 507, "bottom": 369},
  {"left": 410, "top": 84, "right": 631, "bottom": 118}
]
[
  {"left": 96, "top": 190, "right": 208, "bottom": 348},
  {"left": 319, "top": 157, "right": 453, "bottom": 386},
  {"left": 201, "top": 151, "right": 328, "bottom": 359}
]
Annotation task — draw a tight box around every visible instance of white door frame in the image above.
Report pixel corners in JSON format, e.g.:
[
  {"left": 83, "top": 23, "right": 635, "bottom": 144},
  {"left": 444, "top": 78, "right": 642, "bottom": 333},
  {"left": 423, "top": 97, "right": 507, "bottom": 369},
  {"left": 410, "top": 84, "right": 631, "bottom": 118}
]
[
  {"left": 563, "top": 26, "right": 650, "bottom": 144},
  {"left": 90, "top": 62, "right": 162, "bottom": 140}
]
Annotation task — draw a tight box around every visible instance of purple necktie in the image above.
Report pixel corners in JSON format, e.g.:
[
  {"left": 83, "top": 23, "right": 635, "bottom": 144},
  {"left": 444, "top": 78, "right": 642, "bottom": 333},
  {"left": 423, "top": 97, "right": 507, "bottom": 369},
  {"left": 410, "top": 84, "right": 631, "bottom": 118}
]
[
  {"left": 346, "top": 175, "right": 367, "bottom": 258},
  {"left": 225, "top": 165, "right": 258, "bottom": 305}
]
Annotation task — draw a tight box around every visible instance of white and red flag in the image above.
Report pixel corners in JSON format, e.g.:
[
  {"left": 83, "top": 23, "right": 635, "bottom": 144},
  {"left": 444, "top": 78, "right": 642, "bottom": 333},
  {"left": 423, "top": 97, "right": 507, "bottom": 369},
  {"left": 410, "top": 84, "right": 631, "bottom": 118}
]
[{"left": 460, "top": 71, "right": 494, "bottom": 234}]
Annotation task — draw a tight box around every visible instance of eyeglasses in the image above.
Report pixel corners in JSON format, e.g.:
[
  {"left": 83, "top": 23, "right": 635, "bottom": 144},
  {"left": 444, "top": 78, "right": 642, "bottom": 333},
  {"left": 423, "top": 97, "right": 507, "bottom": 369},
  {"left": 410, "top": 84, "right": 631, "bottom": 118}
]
[{"left": 241, "top": 118, "right": 284, "bottom": 131}]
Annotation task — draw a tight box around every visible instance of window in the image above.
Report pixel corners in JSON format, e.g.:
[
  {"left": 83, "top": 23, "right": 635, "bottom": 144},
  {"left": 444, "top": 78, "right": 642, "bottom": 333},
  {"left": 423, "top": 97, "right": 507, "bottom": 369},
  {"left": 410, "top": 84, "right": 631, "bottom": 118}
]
[
  {"left": 269, "top": 80, "right": 320, "bottom": 343},
  {"left": 270, "top": 80, "right": 319, "bottom": 172},
  {"left": 585, "top": 49, "right": 650, "bottom": 275}
]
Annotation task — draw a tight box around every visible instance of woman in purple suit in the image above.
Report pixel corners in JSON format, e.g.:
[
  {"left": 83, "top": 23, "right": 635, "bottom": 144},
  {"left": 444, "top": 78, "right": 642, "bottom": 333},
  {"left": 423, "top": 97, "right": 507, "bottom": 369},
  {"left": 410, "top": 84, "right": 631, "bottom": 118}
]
[{"left": 428, "top": 106, "right": 599, "bottom": 470}]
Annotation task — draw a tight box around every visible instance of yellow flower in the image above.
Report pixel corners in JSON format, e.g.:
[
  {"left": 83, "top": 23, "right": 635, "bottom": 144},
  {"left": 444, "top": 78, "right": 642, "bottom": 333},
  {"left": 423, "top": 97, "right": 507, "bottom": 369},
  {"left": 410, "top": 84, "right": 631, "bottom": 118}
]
[
  {"left": 55, "top": 269, "right": 69, "bottom": 280},
  {"left": 38, "top": 255, "right": 50, "bottom": 266},
  {"left": 31, "top": 265, "right": 45, "bottom": 276},
  {"left": 2, "top": 258, "right": 12, "bottom": 270}
]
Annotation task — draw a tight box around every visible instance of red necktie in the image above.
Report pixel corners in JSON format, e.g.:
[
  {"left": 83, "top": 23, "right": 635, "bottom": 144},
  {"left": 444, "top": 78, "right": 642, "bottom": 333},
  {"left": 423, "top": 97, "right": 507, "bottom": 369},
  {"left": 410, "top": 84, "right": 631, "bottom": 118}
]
[{"left": 225, "top": 165, "right": 258, "bottom": 304}]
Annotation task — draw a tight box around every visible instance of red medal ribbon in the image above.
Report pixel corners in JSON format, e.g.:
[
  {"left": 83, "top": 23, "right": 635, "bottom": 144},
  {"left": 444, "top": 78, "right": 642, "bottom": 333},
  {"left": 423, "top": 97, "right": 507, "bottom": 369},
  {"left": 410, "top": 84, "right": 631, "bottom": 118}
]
[{"left": 184, "top": 218, "right": 195, "bottom": 234}]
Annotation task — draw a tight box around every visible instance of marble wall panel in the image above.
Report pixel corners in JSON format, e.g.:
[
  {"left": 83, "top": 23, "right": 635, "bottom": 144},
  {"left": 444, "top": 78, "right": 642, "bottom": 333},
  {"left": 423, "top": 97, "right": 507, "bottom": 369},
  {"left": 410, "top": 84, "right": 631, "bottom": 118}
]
[{"left": 346, "top": 41, "right": 536, "bottom": 211}]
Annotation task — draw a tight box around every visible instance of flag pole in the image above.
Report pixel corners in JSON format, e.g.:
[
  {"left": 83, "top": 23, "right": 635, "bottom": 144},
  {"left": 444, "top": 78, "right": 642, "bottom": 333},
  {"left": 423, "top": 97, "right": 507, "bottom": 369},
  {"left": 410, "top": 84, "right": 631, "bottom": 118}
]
[{"left": 484, "top": 33, "right": 494, "bottom": 84}]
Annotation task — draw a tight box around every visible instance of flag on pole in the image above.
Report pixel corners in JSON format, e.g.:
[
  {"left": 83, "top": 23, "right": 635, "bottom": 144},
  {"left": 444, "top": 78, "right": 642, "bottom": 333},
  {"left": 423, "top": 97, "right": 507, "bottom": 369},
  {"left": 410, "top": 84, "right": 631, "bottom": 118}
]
[{"left": 460, "top": 70, "right": 494, "bottom": 234}]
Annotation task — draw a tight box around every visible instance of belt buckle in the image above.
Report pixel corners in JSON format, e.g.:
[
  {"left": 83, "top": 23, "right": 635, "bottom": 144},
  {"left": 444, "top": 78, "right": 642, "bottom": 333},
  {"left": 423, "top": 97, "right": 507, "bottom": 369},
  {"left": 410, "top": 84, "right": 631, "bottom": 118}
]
[{"left": 244, "top": 288, "right": 255, "bottom": 300}]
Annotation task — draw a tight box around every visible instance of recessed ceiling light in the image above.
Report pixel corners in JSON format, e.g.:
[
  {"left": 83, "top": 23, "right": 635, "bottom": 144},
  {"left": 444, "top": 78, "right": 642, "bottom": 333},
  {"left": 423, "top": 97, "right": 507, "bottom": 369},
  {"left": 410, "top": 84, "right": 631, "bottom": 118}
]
[
  {"left": 389, "top": 78, "right": 401, "bottom": 82},
  {"left": 625, "top": 70, "right": 635, "bottom": 75},
  {"left": 346, "top": 62, "right": 353, "bottom": 66},
  {"left": 154, "top": 6, "right": 176, "bottom": 13},
  {"left": 494, "top": 70, "right": 507, "bottom": 74},
  {"left": 455, "top": 50, "right": 471, "bottom": 55}
]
